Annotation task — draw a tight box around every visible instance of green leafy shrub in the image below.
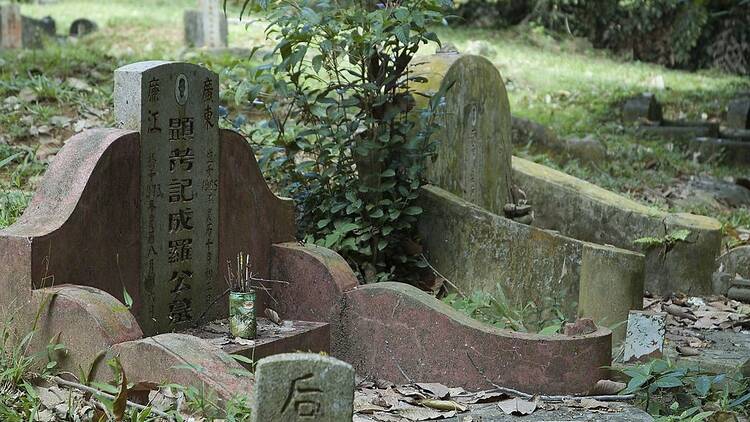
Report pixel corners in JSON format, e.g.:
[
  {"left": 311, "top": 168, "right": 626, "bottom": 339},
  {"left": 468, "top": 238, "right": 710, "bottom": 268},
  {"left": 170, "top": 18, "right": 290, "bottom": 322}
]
[{"left": 235, "top": 0, "right": 451, "bottom": 283}]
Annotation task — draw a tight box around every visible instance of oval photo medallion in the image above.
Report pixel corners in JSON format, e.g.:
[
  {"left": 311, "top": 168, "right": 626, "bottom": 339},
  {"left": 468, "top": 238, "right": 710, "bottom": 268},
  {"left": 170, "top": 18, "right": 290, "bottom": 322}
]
[{"left": 175, "top": 74, "right": 188, "bottom": 105}]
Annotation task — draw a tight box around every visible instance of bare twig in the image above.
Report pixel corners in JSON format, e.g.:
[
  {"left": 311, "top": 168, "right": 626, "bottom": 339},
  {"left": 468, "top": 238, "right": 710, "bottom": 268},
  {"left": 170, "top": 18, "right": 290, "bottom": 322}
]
[
  {"left": 50, "top": 376, "right": 173, "bottom": 419},
  {"left": 420, "top": 254, "right": 467, "bottom": 298}
]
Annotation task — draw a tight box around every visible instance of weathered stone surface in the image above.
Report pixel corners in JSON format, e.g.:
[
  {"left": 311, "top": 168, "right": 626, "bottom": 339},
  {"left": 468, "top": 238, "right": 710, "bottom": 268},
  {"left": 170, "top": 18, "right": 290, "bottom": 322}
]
[
  {"left": 0, "top": 129, "right": 142, "bottom": 317},
  {"left": 68, "top": 18, "right": 97, "bottom": 37},
  {"left": 623, "top": 311, "right": 666, "bottom": 363},
  {"left": 115, "top": 61, "right": 221, "bottom": 334},
  {"left": 106, "top": 333, "right": 254, "bottom": 401},
  {"left": 664, "top": 330, "right": 750, "bottom": 376},
  {"left": 0, "top": 4, "right": 22, "bottom": 49},
  {"left": 252, "top": 353, "right": 354, "bottom": 422},
  {"left": 718, "top": 246, "right": 750, "bottom": 279},
  {"left": 335, "top": 282, "right": 613, "bottom": 395},
  {"left": 623, "top": 93, "right": 662, "bottom": 123},
  {"left": 412, "top": 53, "right": 513, "bottom": 216},
  {"left": 269, "top": 242, "right": 358, "bottom": 323},
  {"left": 512, "top": 156, "right": 722, "bottom": 295},
  {"left": 184, "top": 0, "right": 228, "bottom": 49},
  {"left": 418, "top": 185, "right": 643, "bottom": 342},
  {"left": 184, "top": 318, "right": 331, "bottom": 363},
  {"left": 198, "top": 0, "right": 227, "bottom": 49},
  {"left": 219, "top": 129, "right": 296, "bottom": 315},
  {"left": 357, "top": 402, "right": 655, "bottom": 422},
  {"left": 727, "top": 97, "right": 750, "bottom": 129},
  {"left": 183, "top": 10, "right": 203, "bottom": 47}
]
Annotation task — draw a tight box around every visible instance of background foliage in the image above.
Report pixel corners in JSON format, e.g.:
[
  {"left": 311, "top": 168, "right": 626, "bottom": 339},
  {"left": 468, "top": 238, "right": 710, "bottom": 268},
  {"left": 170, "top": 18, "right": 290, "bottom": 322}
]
[{"left": 453, "top": 0, "right": 750, "bottom": 75}]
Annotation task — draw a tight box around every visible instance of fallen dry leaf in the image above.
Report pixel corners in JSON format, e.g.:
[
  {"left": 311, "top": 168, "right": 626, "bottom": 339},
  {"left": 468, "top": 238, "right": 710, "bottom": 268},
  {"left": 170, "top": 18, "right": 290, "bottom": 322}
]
[
  {"left": 417, "top": 399, "right": 467, "bottom": 412},
  {"left": 497, "top": 397, "right": 537, "bottom": 415},
  {"left": 589, "top": 379, "right": 626, "bottom": 395},
  {"left": 415, "top": 382, "right": 450, "bottom": 399}
]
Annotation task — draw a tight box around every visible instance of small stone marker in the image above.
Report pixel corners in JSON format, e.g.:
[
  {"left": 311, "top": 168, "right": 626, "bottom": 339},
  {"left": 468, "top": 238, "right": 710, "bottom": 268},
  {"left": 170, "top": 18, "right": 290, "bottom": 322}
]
[
  {"left": 252, "top": 353, "right": 354, "bottom": 422},
  {"left": 727, "top": 98, "right": 750, "bottom": 129},
  {"left": 114, "top": 61, "right": 220, "bottom": 334},
  {"left": 184, "top": 0, "right": 228, "bottom": 49},
  {"left": 623, "top": 93, "right": 663, "bottom": 123},
  {"left": 0, "top": 3, "right": 23, "bottom": 49},
  {"left": 623, "top": 310, "right": 666, "bottom": 363}
]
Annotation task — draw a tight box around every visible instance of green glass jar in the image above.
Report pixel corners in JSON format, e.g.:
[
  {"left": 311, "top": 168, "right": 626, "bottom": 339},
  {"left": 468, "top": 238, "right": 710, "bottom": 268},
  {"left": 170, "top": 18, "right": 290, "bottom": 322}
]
[{"left": 229, "top": 290, "right": 256, "bottom": 339}]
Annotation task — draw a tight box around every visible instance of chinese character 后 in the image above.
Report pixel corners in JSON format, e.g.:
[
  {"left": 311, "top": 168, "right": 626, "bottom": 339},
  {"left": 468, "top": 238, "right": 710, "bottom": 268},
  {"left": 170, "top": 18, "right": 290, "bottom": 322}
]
[
  {"left": 281, "top": 373, "right": 323, "bottom": 419},
  {"left": 148, "top": 111, "right": 161, "bottom": 133},
  {"left": 168, "top": 238, "right": 193, "bottom": 263},
  {"left": 168, "top": 117, "right": 195, "bottom": 141},
  {"left": 147, "top": 77, "right": 160, "bottom": 103},
  {"left": 168, "top": 298, "right": 192, "bottom": 324},
  {"left": 203, "top": 104, "right": 215, "bottom": 128},
  {"left": 168, "top": 178, "right": 194, "bottom": 203},
  {"left": 169, "top": 148, "right": 194, "bottom": 172},
  {"left": 169, "top": 270, "right": 193, "bottom": 294},
  {"left": 202, "top": 77, "right": 214, "bottom": 102},
  {"left": 168, "top": 208, "right": 194, "bottom": 233}
]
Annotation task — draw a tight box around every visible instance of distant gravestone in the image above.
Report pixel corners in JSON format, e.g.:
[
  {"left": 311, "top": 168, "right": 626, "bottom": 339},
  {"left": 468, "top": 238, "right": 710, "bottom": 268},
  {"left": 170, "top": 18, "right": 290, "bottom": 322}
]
[
  {"left": 252, "top": 353, "right": 354, "bottom": 422},
  {"left": 727, "top": 98, "right": 750, "bottom": 129},
  {"left": 69, "top": 18, "right": 97, "bottom": 37},
  {"left": 412, "top": 53, "right": 514, "bottom": 216},
  {"left": 114, "top": 61, "right": 220, "bottom": 334},
  {"left": 0, "top": 4, "right": 22, "bottom": 49},
  {"left": 623, "top": 93, "right": 663, "bottom": 124},
  {"left": 184, "top": 0, "right": 227, "bottom": 49}
]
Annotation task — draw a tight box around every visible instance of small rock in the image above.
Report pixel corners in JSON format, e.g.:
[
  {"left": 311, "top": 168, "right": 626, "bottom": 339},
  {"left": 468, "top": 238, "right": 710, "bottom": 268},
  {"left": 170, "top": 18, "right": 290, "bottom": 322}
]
[
  {"left": 18, "top": 87, "right": 38, "bottom": 103},
  {"left": 563, "top": 318, "right": 597, "bottom": 336},
  {"left": 65, "top": 77, "right": 92, "bottom": 92}
]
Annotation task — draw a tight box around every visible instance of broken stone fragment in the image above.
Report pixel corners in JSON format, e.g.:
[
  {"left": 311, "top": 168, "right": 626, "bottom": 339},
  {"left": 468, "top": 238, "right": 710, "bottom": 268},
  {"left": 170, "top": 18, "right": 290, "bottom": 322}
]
[{"left": 623, "top": 311, "right": 666, "bottom": 363}]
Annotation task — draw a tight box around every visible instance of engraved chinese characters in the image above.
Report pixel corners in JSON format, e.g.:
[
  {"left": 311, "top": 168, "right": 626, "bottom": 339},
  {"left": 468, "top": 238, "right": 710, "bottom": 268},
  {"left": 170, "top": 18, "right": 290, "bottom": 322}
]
[
  {"left": 252, "top": 353, "right": 355, "bottom": 422},
  {"left": 114, "top": 61, "right": 219, "bottom": 335}
]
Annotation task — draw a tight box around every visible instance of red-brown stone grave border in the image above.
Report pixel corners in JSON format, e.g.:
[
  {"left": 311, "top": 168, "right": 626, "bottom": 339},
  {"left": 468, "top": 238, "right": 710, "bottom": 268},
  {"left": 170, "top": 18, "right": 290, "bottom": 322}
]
[{"left": 0, "top": 61, "right": 612, "bottom": 400}]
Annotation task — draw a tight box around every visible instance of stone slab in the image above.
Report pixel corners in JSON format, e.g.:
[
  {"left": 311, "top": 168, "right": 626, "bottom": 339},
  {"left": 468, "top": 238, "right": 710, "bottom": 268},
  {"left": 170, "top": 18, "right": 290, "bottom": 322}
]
[
  {"left": 252, "top": 353, "right": 354, "bottom": 422},
  {"left": 335, "top": 282, "right": 613, "bottom": 395},
  {"left": 512, "top": 156, "right": 722, "bottom": 295},
  {"left": 412, "top": 53, "right": 513, "bottom": 216},
  {"left": 106, "top": 333, "right": 254, "bottom": 402},
  {"left": 623, "top": 311, "right": 666, "bottom": 363},
  {"left": 183, "top": 318, "right": 331, "bottom": 363},
  {"left": 355, "top": 402, "right": 655, "bottom": 422},
  {"left": 418, "top": 184, "right": 644, "bottom": 342},
  {"left": 664, "top": 330, "right": 750, "bottom": 377},
  {"left": 638, "top": 124, "right": 719, "bottom": 140}
]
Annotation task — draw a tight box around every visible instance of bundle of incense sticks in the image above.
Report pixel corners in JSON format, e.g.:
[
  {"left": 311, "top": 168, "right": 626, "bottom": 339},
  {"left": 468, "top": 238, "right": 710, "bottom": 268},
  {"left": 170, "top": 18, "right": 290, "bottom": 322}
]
[{"left": 227, "top": 252, "right": 253, "bottom": 292}]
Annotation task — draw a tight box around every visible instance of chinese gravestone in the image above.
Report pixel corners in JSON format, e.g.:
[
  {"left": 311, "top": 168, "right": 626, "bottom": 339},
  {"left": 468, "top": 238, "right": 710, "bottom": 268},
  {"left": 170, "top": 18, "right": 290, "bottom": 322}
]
[
  {"left": 184, "top": 0, "right": 228, "bottom": 49},
  {"left": 114, "top": 61, "right": 220, "bottom": 334},
  {"left": 252, "top": 353, "right": 354, "bottom": 422},
  {"left": 412, "top": 53, "right": 514, "bottom": 216},
  {"left": 0, "top": 3, "right": 22, "bottom": 49}
]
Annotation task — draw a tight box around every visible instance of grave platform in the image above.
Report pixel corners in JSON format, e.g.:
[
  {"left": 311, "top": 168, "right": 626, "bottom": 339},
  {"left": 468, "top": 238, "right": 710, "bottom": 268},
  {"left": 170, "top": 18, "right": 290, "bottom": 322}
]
[{"left": 182, "top": 318, "right": 330, "bottom": 363}]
